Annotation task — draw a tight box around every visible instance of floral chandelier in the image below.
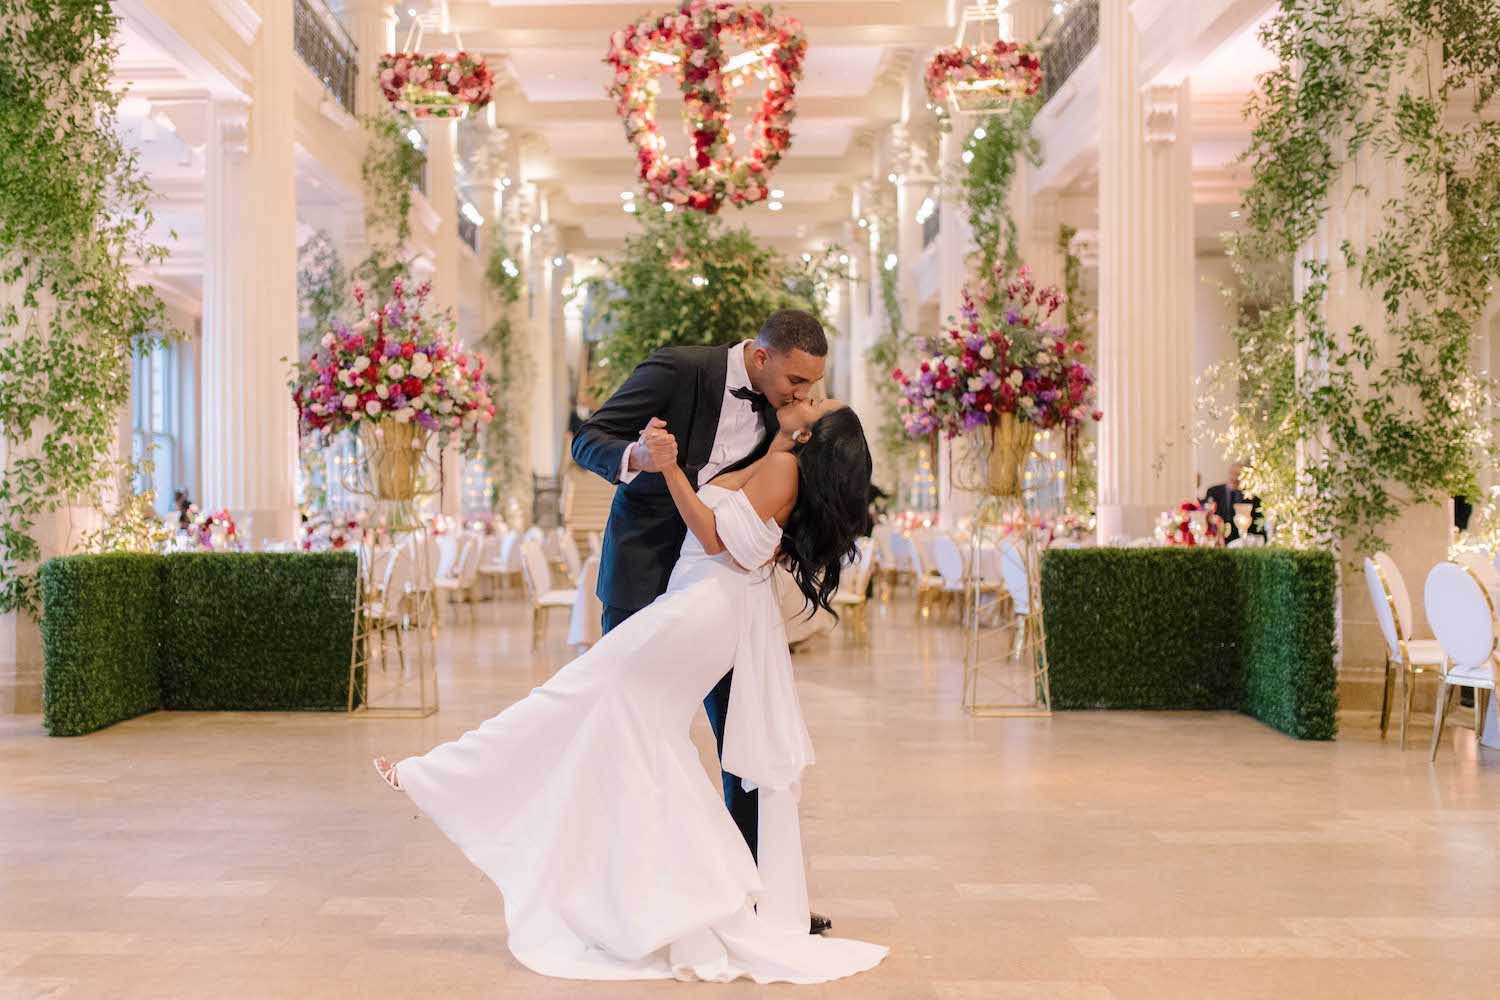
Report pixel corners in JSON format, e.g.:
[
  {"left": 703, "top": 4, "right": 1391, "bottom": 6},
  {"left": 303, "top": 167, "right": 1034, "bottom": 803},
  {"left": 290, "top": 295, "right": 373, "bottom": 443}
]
[
  {"left": 925, "top": 38, "right": 1042, "bottom": 124},
  {"left": 377, "top": 51, "right": 495, "bottom": 119},
  {"left": 606, "top": 0, "right": 807, "bottom": 214}
]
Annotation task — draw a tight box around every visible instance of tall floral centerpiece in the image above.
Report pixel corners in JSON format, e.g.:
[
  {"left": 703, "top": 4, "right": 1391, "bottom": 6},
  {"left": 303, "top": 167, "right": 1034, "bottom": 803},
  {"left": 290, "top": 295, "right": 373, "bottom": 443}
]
[
  {"left": 892, "top": 266, "right": 1100, "bottom": 497},
  {"left": 606, "top": 1, "right": 807, "bottom": 213},
  {"left": 290, "top": 277, "right": 496, "bottom": 502},
  {"left": 892, "top": 266, "right": 1098, "bottom": 719}
]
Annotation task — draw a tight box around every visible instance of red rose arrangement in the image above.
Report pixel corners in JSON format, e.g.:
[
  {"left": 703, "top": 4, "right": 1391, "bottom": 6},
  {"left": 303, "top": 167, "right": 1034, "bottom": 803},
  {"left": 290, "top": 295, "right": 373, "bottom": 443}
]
[
  {"left": 376, "top": 51, "right": 494, "bottom": 118},
  {"left": 925, "top": 39, "right": 1043, "bottom": 124}
]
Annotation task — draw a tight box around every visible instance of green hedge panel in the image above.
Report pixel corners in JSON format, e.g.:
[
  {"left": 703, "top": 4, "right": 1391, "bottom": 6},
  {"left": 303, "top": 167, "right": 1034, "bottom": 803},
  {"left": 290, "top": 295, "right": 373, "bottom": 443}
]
[
  {"left": 1041, "top": 547, "right": 1338, "bottom": 740},
  {"left": 158, "top": 552, "right": 358, "bottom": 711},
  {"left": 40, "top": 554, "right": 164, "bottom": 737},
  {"left": 39, "top": 551, "right": 358, "bottom": 735}
]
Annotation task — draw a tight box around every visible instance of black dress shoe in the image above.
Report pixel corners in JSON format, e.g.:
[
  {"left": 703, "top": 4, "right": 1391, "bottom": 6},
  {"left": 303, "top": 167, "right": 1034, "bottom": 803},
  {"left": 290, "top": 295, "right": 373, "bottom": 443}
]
[{"left": 809, "top": 912, "right": 832, "bottom": 935}]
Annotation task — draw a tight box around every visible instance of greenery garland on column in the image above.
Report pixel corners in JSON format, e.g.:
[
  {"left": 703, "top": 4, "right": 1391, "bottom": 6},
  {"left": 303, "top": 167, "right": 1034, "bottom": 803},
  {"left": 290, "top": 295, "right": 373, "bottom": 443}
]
[
  {"left": 350, "top": 113, "right": 426, "bottom": 297},
  {"left": 0, "top": 2, "right": 175, "bottom": 613},
  {"left": 476, "top": 238, "right": 529, "bottom": 503},
  {"left": 1209, "top": 0, "right": 1500, "bottom": 552},
  {"left": 1058, "top": 223, "right": 1097, "bottom": 512},
  {"left": 866, "top": 208, "right": 917, "bottom": 480}
]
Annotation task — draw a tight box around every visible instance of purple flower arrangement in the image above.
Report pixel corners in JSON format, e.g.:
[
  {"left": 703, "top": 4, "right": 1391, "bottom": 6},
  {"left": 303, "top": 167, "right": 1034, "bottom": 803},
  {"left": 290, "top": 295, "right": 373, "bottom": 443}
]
[{"left": 891, "top": 266, "right": 1101, "bottom": 440}]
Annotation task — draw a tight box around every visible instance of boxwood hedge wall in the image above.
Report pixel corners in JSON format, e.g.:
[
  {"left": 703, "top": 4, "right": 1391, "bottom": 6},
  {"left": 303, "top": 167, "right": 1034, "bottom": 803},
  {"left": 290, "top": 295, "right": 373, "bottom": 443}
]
[
  {"left": 40, "top": 553, "right": 164, "bottom": 737},
  {"left": 40, "top": 551, "right": 358, "bottom": 736},
  {"left": 1040, "top": 547, "right": 1338, "bottom": 740}
]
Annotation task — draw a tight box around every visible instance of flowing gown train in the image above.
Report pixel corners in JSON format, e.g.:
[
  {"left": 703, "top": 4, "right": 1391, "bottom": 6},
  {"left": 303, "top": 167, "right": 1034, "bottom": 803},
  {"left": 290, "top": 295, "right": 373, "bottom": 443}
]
[{"left": 396, "top": 485, "right": 888, "bottom": 983}]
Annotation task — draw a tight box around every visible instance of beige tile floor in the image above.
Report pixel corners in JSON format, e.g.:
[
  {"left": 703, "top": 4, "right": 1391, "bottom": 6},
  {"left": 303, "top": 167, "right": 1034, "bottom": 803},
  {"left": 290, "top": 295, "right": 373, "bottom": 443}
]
[{"left": 4, "top": 593, "right": 1500, "bottom": 999}]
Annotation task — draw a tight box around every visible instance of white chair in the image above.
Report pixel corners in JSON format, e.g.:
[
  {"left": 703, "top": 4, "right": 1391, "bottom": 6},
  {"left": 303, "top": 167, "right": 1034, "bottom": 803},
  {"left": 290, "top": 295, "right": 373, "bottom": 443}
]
[
  {"left": 435, "top": 534, "right": 483, "bottom": 619},
  {"left": 367, "top": 543, "right": 417, "bottom": 673},
  {"left": 520, "top": 539, "right": 577, "bottom": 651},
  {"left": 479, "top": 532, "right": 523, "bottom": 596},
  {"left": 558, "top": 530, "right": 583, "bottom": 585},
  {"left": 434, "top": 534, "right": 461, "bottom": 580},
  {"left": 1422, "top": 562, "right": 1497, "bottom": 761},
  {"left": 927, "top": 533, "right": 969, "bottom": 621},
  {"left": 566, "top": 554, "right": 603, "bottom": 651},
  {"left": 587, "top": 531, "right": 603, "bottom": 558},
  {"left": 1363, "top": 554, "right": 1445, "bottom": 747},
  {"left": 832, "top": 537, "right": 879, "bottom": 643},
  {"left": 870, "top": 523, "right": 900, "bottom": 599},
  {"left": 1453, "top": 549, "right": 1500, "bottom": 599}
]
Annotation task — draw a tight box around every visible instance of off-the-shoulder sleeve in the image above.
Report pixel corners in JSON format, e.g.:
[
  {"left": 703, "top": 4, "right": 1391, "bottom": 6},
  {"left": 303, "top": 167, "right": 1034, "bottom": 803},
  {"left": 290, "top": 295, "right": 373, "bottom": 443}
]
[{"left": 714, "top": 489, "right": 782, "bottom": 570}]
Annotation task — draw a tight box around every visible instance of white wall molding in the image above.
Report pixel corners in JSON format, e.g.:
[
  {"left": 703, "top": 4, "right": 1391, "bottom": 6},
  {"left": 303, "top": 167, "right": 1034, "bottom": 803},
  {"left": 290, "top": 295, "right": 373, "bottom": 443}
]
[{"left": 210, "top": 0, "right": 261, "bottom": 45}]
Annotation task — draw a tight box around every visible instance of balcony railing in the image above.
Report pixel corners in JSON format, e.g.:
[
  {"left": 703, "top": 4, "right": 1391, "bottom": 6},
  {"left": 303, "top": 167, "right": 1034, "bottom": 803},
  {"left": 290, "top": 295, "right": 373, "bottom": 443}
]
[
  {"left": 457, "top": 199, "right": 479, "bottom": 252},
  {"left": 293, "top": 0, "right": 359, "bottom": 117},
  {"left": 1040, "top": 0, "right": 1099, "bottom": 107}
]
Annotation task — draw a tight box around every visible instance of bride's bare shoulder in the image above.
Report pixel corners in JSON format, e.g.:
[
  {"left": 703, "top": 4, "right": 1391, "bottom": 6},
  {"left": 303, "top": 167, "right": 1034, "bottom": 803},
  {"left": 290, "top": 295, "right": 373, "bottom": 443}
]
[{"left": 744, "top": 452, "right": 798, "bottom": 519}]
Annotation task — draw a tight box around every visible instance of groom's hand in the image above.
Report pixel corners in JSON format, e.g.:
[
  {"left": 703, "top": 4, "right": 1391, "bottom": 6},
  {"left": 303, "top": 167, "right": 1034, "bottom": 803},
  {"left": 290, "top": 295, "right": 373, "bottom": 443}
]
[
  {"left": 644, "top": 425, "right": 678, "bottom": 470},
  {"left": 627, "top": 417, "right": 669, "bottom": 473}
]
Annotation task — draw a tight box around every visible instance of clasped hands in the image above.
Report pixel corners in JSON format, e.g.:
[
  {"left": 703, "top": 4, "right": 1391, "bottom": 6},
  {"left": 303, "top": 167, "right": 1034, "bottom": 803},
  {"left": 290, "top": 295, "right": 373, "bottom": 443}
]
[{"left": 628, "top": 417, "right": 679, "bottom": 473}]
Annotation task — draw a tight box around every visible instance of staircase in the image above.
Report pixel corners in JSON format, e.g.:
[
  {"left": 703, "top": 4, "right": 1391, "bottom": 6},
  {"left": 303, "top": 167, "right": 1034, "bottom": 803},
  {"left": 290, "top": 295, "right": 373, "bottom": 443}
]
[{"left": 561, "top": 457, "right": 616, "bottom": 548}]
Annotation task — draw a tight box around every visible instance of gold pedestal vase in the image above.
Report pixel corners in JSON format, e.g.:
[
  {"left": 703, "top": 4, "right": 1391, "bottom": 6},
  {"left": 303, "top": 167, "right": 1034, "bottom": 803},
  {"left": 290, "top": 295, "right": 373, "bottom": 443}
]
[
  {"left": 955, "top": 414, "right": 1052, "bottom": 718},
  {"left": 345, "top": 420, "right": 440, "bottom": 718}
]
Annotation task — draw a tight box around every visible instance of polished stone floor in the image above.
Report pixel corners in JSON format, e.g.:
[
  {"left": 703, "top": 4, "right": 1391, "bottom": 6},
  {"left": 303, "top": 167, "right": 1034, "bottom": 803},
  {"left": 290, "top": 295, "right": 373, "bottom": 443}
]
[{"left": 4, "top": 592, "right": 1500, "bottom": 999}]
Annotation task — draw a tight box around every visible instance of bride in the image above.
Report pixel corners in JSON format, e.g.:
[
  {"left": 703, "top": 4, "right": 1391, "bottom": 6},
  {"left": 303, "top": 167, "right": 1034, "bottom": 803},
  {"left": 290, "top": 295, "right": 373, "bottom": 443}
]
[{"left": 373, "top": 396, "right": 887, "bottom": 984}]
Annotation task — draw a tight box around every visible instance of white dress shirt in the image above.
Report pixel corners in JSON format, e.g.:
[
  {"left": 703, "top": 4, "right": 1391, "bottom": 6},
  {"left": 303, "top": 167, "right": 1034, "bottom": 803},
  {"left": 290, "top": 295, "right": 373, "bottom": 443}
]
[{"left": 619, "top": 341, "right": 766, "bottom": 486}]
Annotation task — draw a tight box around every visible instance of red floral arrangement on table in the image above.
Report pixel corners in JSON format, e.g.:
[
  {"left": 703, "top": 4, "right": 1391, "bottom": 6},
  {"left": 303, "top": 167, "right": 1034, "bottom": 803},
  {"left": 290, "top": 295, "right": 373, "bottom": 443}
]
[
  {"left": 606, "top": 0, "right": 807, "bottom": 213},
  {"left": 289, "top": 277, "right": 497, "bottom": 453},
  {"left": 891, "top": 266, "right": 1101, "bottom": 439},
  {"left": 376, "top": 52, "right": 494, "bottom": 118},
  {"left": 925, "top": 39, "right": 1042, "bottom": 121},
  {"left": 1156, "top": 500, "right": 1226, "bottom": 547}
]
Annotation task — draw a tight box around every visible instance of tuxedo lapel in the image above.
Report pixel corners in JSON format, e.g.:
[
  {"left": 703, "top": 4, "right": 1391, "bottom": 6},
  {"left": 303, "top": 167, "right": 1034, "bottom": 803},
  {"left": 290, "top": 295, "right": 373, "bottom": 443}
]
[{"left": 684, "top": 344, "right": 729, "bottom": 488}]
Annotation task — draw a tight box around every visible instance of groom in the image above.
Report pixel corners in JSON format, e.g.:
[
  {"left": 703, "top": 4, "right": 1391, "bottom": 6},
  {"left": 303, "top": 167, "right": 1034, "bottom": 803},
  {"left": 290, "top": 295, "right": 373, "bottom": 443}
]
[{"left": 571, "top": 309, "right": 832, "bottom": 935}]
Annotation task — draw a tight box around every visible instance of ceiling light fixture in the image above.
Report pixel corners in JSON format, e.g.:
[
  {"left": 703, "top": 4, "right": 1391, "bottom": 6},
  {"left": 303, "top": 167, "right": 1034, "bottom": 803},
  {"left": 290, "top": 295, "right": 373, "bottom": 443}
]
[
  {"left": 663, "top": 202, "right": 675, "bottom": 213},
  {"left": 857, "top": 218, "right": 869, "bottom": 228},
  {"left": 621, "top": 191, "right": 634, "bottom": 200},
  {"left": 646, "top": 51, "right": 680, "bottom": 66},
  {"left": 531, "top": 222, "right": 542, "bottom": 232},
  {"left": 723, "top": 43, "right": 776, "bottom": 75},
  {"left": 770, "top": 188, "right": 785, "bottom": 199},
  {"left": 887, "top": 172, "right": 898, "bottom": 183},
  {"left": 768, "top": 200, "right": 783, "bottom": 211},
  {"left": 623, "top": 201, "right": 638, "bottom": 213},
  {"left": 884, "top": 252, "right": 898, "bottom": 272},
  {"left": 460, "top": 202, "right": 485, "bottom": 226},
  {"left": 552, "top": 256, "right": 565, "bottom": 267},
  {"left": 961, "top": 149, "right": 975, "bottom": 164},
  {"left": 500, "top": 176, "right": 512, "bottom": 187},
  {"left": 838, "top": 253, "right": 850, "bottom": 264},
  {"left": 973, "top": 126, "right": 987, "bottom": 140}
]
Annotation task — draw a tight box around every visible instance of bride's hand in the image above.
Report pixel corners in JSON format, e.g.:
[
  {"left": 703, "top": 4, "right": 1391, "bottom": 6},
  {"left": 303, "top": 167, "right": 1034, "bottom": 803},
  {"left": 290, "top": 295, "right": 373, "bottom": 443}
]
[{"left": 645, "top": 427, "right": 678, "bottom": 470}]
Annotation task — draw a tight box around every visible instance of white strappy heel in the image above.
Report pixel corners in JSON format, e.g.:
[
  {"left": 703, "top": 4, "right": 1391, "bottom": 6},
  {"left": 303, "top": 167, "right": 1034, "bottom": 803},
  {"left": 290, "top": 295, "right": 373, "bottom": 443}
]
[{"left": 373, "top": 756, "right": 402, "bottom": 791}]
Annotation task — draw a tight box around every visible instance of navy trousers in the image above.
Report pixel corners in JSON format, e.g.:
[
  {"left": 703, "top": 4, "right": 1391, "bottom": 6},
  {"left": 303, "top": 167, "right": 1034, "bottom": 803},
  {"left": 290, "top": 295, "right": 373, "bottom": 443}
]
[{"left": 602, "top": 603, "right": 759, "bottom": 861}]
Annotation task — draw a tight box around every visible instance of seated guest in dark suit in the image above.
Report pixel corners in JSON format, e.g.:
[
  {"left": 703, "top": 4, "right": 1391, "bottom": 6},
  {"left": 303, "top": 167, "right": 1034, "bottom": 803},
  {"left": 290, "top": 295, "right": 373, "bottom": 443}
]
[{"left": 1203, "top": 463, "right": 1264, "bottom": 543}]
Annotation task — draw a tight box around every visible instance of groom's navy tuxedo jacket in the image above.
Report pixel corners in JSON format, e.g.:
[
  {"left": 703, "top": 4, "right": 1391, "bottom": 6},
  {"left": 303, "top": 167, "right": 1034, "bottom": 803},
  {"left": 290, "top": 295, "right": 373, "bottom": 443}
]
[{"left": 571, "top": 344, "right": 779, "bottom": 613}]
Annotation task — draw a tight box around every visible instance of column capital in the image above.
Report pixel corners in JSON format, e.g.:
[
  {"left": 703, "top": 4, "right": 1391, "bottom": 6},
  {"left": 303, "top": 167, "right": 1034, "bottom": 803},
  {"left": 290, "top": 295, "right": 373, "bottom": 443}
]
[
  {"left": 1143, "top": 84, "right": 1185, "bottom": 144},
  {"left": 210, "top": 98, "right": 251, "bottom": 154}
]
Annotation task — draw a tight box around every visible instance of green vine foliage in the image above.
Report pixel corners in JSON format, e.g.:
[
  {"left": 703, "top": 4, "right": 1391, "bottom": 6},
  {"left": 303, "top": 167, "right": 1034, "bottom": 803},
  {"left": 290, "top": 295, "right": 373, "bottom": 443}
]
[
  {"left": 1058, "top": 223, "right": 1097, "bottom": 513},
  {"left": 961, "top": 99, "right": 1040, "bottom": 298},
  {"left": 0, "top": 2, "right": 175, "bottom": 613},
  {"left": 1210, "top": 0, "right": 1500, "bottom": 552},
  {"left": 296, "top": 229, "right": 347, "bottom": 354},
  {"left": 350, "top": 113, "right": 424, "bottom": 298},
  {"left": 475, "top": 237, "right": 528, "bottom": 504},
  {"left": 585, "top": 206, "right": 846, "bottom": 396}
]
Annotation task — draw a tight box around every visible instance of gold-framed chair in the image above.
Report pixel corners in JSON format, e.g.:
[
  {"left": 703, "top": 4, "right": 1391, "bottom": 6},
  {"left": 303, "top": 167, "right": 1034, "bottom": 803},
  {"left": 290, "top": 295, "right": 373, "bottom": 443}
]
[
  {"left": 520, "top": 538, "right": 577, "bottom": 651},
  {"left": 1363, "top": 553, "right": 1445, "bottom": 747}
]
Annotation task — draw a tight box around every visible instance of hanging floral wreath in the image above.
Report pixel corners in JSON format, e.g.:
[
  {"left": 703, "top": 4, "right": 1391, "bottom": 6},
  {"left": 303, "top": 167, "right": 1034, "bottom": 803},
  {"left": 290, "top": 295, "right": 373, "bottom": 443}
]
[
  {"left": 925, "top": 39, "right": 1042, "bottom": 120},
  {"left": 377, "top": 51, "right": 494, "bottom": 118},
  {"left": 606, "top": 1, "right": 807, "bottom": 213}
]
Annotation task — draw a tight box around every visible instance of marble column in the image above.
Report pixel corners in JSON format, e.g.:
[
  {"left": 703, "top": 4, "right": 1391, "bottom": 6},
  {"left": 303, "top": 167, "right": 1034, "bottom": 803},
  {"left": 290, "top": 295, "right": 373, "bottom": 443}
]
[
  {"left": 341, "top": 0, "right": 396, "bottom": 119},
  {"left": 200, "top": 1, "right": 299, "bottom": 546},
  {"left": 936, "top": 129, "right": 976, "bottom": 530},
  {"left": 1095, "top": 2, "right": 1195, "bottom": 541},
  {"left": 846, "top": 184, "right": 879, "bottom": 440},
  {"left": 419, "top": 118, "right": 464, "bottom": 519}
]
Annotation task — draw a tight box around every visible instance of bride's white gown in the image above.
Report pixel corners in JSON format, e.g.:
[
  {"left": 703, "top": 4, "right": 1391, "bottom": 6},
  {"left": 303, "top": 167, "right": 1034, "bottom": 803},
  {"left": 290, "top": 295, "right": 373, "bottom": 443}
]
[{"left": 397, "top": 485, "right": 888, "bottom": 983}]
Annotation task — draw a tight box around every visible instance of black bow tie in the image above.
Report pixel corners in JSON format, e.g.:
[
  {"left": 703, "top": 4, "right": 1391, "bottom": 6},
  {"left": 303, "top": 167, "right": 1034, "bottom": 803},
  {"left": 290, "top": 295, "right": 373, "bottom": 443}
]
[{"left": 729, "top": 385, "right": 770, "bottom": 414}]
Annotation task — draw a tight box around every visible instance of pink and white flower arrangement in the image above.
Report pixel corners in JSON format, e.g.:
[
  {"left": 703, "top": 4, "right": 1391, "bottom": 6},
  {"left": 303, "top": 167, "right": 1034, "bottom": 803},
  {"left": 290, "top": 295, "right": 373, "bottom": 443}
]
[
  {"left": 891, "top": 266, "right": 1101, "bottom": 440},
  {"left": 376, "top": 51, "right": 494, "bottom": 118},
  {"left": 925, "top": 39, "right": 1042, "bottom": 121},
  {"left": 1155, "top": 499, "right": 1226, "bottom": 547},
  {"left": 188, "top": 507, "right": 242, "bottom": 551},
  {"left": 290, "top": 277, "right": 498, "bottom": 453},
  {"left": 606, "top": 0, "right": 807, "bottom": 213}
]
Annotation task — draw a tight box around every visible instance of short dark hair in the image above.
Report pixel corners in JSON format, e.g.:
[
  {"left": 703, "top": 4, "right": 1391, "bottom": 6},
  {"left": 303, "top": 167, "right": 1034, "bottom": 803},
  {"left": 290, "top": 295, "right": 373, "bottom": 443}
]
[{"left": 757, "top": 309, "right": 827, "bottom": 357}]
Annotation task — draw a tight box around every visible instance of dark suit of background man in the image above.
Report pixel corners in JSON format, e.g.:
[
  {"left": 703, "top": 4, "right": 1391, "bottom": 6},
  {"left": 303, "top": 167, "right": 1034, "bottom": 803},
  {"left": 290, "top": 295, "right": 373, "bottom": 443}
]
[
  {"left": 1203, "top": 462, "right": 1265, "bottom": 544},
  {"left": 570, "top": 311, "right": 833, "bottom": 935}
]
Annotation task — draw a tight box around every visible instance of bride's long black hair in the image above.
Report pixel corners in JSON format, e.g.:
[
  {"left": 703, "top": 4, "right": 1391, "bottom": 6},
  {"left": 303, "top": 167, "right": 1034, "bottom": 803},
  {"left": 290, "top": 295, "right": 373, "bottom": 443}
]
[{"left": 779, "top": 406, "right": 874, "bottom": 620}]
